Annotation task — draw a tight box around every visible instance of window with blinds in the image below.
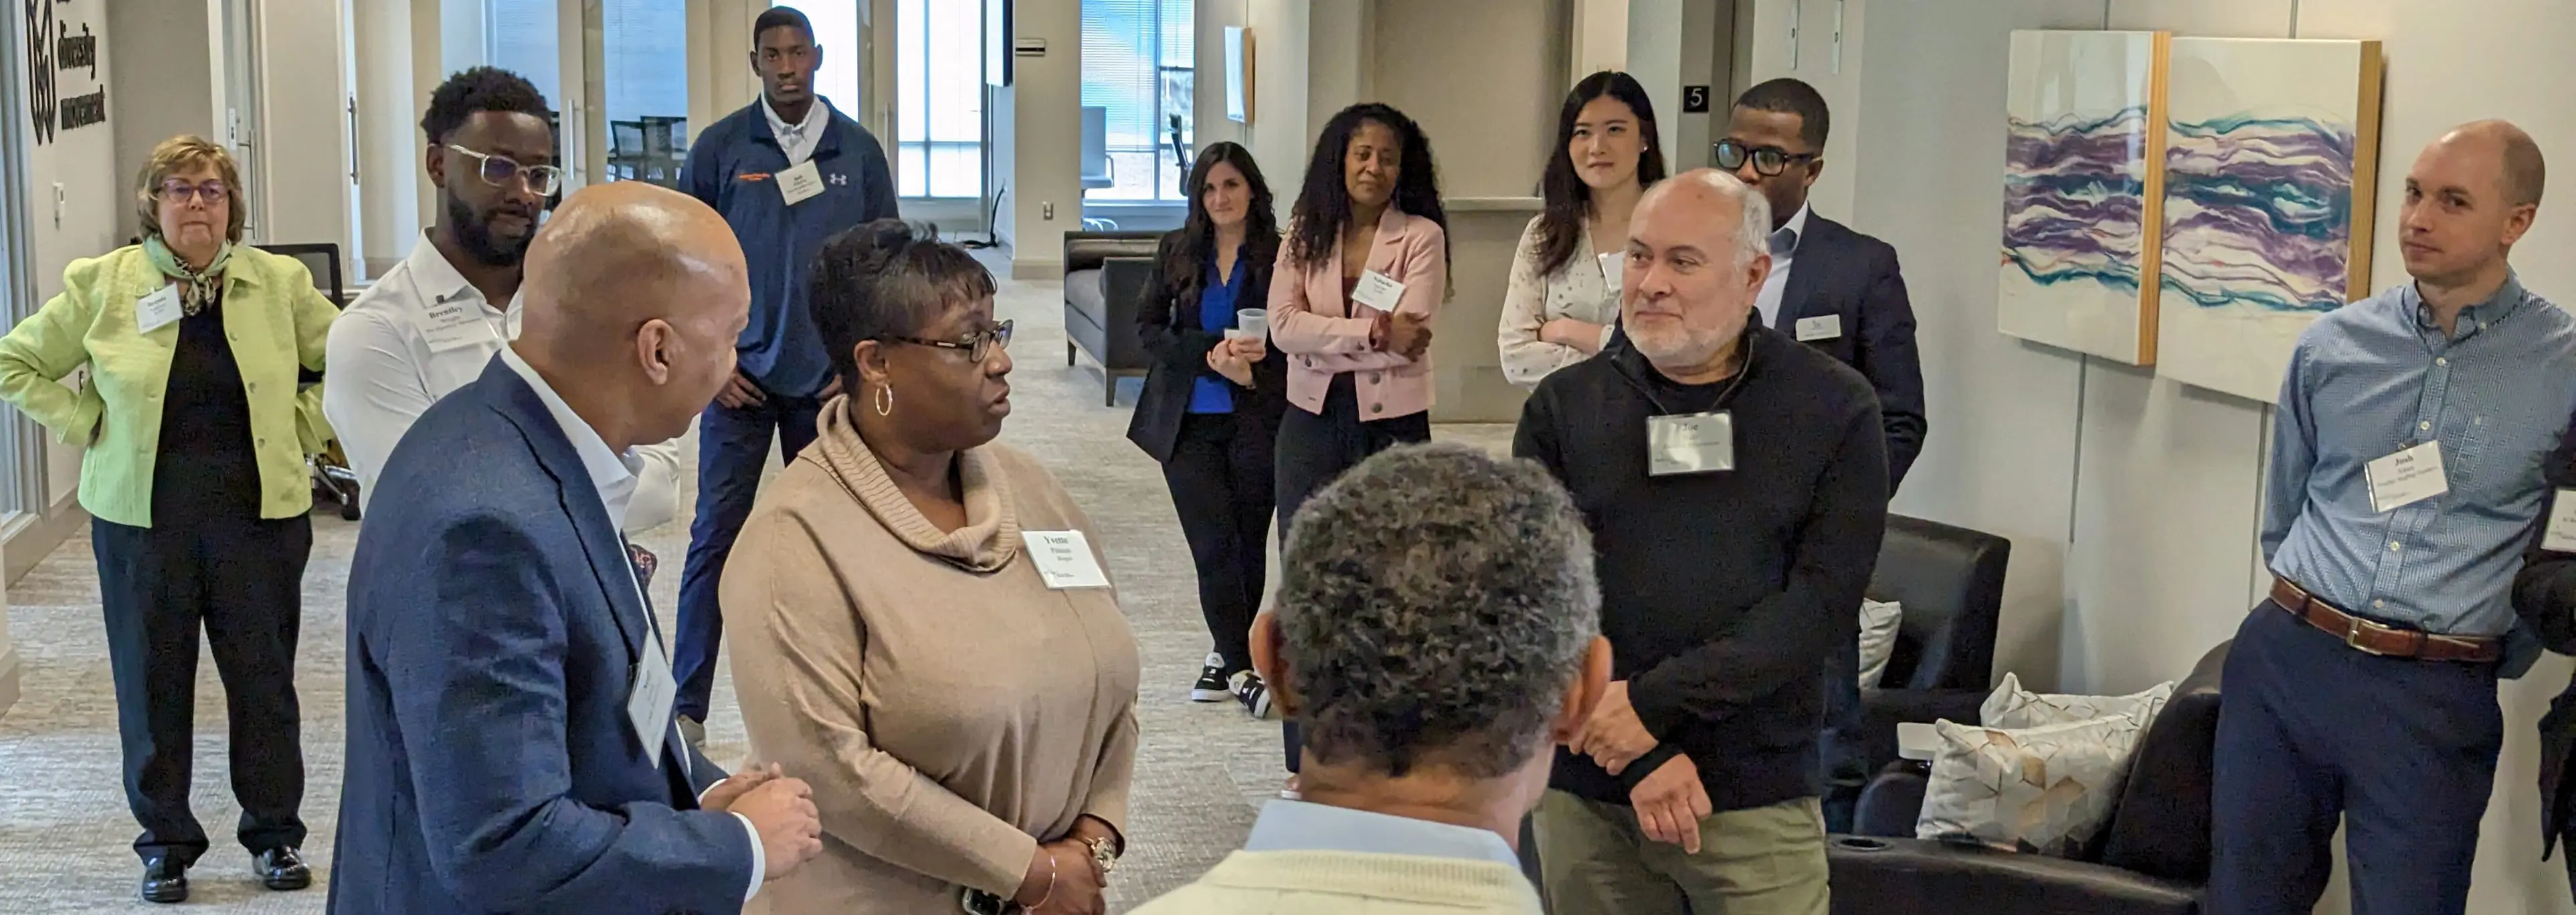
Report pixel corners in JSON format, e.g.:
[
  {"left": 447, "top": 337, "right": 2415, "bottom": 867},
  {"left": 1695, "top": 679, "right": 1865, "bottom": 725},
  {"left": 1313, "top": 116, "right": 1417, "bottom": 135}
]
[
  {"left": 892, "top": 0, "right": 986, "bottom": 199},
  {"left": 1081, "top": 0, "right": 1192, "bottom": 201}
]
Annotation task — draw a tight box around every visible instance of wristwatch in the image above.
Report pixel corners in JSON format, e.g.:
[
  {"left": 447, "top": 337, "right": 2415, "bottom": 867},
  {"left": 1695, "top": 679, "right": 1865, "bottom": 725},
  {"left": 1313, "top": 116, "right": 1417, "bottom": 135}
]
[{"left": 1080, "top": 835, "right": 1119, "bottom": 876}]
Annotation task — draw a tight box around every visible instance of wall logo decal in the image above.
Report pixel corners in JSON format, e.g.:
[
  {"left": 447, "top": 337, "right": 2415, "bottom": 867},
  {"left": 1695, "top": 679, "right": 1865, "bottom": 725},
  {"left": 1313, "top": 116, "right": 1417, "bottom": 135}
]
[{"left": 25, "top": 0, "right": 106, "bottom": 145}]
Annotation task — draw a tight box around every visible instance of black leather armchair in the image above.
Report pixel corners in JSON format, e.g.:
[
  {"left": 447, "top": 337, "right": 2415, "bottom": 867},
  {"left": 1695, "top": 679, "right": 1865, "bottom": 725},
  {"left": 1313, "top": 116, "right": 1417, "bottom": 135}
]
[
  {"left": 1856, "top": 515, "right": 2012, "bottom": 776},
  {"left": 1061, "top": 230, "right": 1162, "bottom": 406},
  {"left": 1830, "top": 641, "right": 2229, "bottom": 915}
]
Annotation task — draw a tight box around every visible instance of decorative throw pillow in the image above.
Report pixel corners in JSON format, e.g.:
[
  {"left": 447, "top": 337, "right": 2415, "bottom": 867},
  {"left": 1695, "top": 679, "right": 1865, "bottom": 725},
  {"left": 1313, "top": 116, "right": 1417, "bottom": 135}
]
[
  {"left": 1857, "top": 599, "right": 1904, "bottom": 692},
  {"left": 1981, "top": 672, "right": 2175, "bottom": 732},
  {"left": 1915, "top": 713, "right": 2146, "bottom": 856}
]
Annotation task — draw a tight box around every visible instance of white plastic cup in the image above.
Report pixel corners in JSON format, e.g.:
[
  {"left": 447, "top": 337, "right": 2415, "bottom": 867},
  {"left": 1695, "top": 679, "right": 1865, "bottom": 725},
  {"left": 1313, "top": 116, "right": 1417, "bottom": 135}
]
[{"left": 1231, "top": 308, "right": 1269, "bottom": 341}]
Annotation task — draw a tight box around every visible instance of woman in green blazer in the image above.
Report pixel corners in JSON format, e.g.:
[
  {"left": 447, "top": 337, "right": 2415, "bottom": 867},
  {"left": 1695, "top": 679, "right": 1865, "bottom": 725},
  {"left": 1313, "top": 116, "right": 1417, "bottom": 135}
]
[{"left": 0, "top": 135, "right": 335, "bottom": 903}]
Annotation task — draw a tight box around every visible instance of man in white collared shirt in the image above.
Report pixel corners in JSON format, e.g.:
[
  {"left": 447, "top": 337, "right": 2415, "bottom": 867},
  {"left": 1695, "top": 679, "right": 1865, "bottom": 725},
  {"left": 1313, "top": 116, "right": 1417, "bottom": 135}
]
[{"left": 325, "top": 67, "right": 680, "bottom": 535}]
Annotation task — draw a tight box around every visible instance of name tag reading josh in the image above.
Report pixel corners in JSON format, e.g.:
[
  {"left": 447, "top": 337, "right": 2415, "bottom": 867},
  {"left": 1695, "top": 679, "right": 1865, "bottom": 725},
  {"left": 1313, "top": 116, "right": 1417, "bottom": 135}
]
[
  {"left": 1022, "top": 530, "right": 1111, "bottom": 589},
  {"left": 1351, "top": 270, "right": 1406, "bottom": 312},
  {"left": 2365, "top": 440, "right": 2449, "bottom": 513},
  {"left": 626, "top": 636, "right": 678, "bottom": 769},
  {"left": 1648, "top": 411, "right": 1735, "bottom": 477},
  {"left": 135, "top": 284, "right": 183, "bottom": 334},
  {"left": 420, "top": 297, "right": 500, "bottom": 352},
  {"left": 2545, "top": 489, "right": 2576, "bottom": 554},
  {"left": 777, "top": 160, "right": 827, "bottom": 206},
  {"left": 1795, "top": 314, "right": 1843, "bottom": 342}
]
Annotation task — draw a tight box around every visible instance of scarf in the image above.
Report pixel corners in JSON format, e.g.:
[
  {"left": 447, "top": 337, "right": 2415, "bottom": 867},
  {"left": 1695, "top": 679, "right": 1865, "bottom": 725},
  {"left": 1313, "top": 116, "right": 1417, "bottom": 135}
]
[{"left": 144, "top": 236, "right": 234, "bottom": 316}]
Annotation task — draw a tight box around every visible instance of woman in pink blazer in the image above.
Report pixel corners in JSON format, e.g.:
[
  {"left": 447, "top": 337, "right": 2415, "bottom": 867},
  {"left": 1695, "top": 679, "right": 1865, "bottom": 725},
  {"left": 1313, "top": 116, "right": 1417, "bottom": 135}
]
[{"left": 1266, "top": 102, "right": 1449, "bottom": 776}]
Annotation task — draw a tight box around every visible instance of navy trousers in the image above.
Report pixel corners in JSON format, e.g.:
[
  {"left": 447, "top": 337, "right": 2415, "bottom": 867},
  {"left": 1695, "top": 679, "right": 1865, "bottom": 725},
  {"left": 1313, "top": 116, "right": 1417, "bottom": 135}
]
[
  {"left": 672, "top": 390, "right": 823, "bottom": 721},
  {"left": 2209, "top": 602, "right": 2501, "bottom": 915}
]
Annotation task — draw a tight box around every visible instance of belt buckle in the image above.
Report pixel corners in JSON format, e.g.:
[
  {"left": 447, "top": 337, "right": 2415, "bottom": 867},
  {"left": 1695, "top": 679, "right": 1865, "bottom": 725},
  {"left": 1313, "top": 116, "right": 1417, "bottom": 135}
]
[{"left": 2344, "top": 620, "right": 2395, "bottom": 656}]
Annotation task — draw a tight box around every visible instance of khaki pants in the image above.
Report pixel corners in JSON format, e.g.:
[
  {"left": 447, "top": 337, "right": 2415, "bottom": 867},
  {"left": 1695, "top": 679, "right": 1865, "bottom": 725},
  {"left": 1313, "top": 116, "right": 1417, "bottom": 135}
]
[{"left": 1535, "top": 790, "right": 1829, "bottom": 915}]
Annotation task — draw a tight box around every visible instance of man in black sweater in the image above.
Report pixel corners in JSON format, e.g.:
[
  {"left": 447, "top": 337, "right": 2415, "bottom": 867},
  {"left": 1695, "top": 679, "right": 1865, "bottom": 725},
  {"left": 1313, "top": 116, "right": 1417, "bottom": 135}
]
[{"left": 1516, "top": 169, "right": 1889, "bottom": 915}]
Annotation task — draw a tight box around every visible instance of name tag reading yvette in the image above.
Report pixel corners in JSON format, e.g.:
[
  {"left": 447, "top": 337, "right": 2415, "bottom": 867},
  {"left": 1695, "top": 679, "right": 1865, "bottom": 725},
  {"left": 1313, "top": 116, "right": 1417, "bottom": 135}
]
[
  {"left": 1022, "top": 530, "right": 1111, "bottom": 590},
  {"left": 2364, "top": 440, "right": 2448, "bottom": 514},
  {"left": 1648, "top": 411, "right": 1735, "bottom": 477}
]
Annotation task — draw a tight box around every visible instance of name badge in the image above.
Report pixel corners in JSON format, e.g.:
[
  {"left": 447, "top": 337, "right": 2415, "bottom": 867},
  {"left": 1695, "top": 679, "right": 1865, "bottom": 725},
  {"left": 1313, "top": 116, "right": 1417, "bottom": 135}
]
[
  {"left": 1350, "top": 269, "right": 1406, "bottom": 313},
  {"left": 2545, "top": 489, "right": 2576, "bottom": 554},
  {"left": 420, "top": 297, "right": 501, "bottom": 352},
  {"left": 1022, "top": 530, "right": 1111, "bottom": 590},
  {"left": 626, "top": 635, "right": 678, "bottom": 769},
  {"left": 1648, "top": 411, "right": 1734, "bottom": 477},
  {"left": 777, "top": 160, "right": 827, "bottom": 206},
  {"left": 136, "top": 284, "right": 183, "bottom": 334},
  {"left": 1795, "top": 314, "right": 1843, "bottom": 342},
  {"left": 2364, "top": 440, "right": 2449, "bottom": 513},
  {"left": 1597, "top": 252, "right": 1625, "bottom": 290}
]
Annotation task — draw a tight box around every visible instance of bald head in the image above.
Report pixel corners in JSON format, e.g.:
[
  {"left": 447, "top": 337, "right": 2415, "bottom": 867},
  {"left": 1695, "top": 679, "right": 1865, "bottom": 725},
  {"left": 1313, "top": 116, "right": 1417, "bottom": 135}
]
[
  {"left": 1636, "top": 169, "right": 1772, "bottom": 270},
  {"left": 519, "top": 181, "right": 749, "bottom": 355},
  {"left": 2434, "top": 120, "right": 2547, "bottom": 208},
  {"left": 514, "top": 181, "right": 751, "bottom": 448}
]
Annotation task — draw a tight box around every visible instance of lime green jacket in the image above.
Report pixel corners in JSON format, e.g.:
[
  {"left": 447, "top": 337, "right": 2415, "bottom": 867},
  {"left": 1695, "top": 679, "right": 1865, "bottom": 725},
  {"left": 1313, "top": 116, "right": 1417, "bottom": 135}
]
[{"left": 0, "top": 244, "right": 337, "bottom": 527}]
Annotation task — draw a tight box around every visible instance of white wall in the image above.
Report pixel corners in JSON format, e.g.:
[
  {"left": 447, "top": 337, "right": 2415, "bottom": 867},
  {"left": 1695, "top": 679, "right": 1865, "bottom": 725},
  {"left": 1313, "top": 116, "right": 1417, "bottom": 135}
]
[
  {"left": 354, "top": 0, "right": 420, "bottom": 274},
  {"left": 106, "top": 1, "right": 217, "bottom": 245},
  {"left": 1797, "top": 0, "right": 2576, "bottom": 910},
  {"left": 256, "top": 0, "right": 356, "bottom": 262},
  {"left": 1007, "top": 0, "right": 1079, "bottom": 278},
  {"left": 29, "top": 0, "right": 121, "bottom": 508},
  {"left": 1243, "top": 0, "right": 1313, "bottom": 198}
]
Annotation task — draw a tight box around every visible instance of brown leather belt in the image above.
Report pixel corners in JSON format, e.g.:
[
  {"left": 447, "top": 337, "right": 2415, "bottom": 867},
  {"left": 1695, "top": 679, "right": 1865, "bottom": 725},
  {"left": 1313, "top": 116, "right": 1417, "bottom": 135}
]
[{"left": 2269, "top": 576, "right": 2500, "bottom": 663}]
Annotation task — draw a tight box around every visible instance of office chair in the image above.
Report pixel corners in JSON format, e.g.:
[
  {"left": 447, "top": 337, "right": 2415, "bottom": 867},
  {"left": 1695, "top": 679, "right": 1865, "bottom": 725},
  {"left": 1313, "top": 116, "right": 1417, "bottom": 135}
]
[{"left": 253, "top": 242, "right": 363, "bottom": 521}]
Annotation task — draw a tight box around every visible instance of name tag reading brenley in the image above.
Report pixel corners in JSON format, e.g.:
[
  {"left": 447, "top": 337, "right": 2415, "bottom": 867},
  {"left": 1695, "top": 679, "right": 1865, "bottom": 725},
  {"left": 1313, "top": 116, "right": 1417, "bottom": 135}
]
[{"left": 1648, "top": 411, "right": 1735, "bottom": 477}]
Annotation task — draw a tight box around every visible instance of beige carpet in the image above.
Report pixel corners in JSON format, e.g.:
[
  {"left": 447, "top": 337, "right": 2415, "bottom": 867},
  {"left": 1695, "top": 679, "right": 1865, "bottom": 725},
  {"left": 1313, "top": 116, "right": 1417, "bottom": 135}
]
[{"left": 0, "top": 259, "right": 1510, "bottom": 912}]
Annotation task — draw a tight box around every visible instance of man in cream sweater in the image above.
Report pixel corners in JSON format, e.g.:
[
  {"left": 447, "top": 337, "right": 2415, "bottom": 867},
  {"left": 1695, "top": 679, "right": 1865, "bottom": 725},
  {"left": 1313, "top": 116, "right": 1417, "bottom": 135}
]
[{"left": 1134, "top": 443, "right": 1613, "bottom": 914}]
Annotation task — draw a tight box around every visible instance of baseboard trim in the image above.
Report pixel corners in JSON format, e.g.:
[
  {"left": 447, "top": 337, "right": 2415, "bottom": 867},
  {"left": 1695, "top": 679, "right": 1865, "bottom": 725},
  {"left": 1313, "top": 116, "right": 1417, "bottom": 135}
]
[
  {"left": 5, "top": 491, "right": 86, "bottom": 585},
  {"left": 0, "top": 647, "right": 21, "bottom": 720}
]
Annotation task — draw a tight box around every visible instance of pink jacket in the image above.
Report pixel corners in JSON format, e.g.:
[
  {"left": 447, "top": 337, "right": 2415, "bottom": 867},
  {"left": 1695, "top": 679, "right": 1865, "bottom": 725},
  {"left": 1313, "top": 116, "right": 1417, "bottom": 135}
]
[{"left": 1267, "top": 207, "right": 1449, "bottom": 419}]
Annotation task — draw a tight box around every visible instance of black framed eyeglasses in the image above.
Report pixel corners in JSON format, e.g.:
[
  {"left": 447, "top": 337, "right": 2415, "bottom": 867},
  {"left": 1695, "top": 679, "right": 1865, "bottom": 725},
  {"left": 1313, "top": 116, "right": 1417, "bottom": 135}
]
[
  {"left": 447, "top": 145, "right": 563, "bottom": 196},
  {"left": 1713, "top": 139, "right": 1820, "bottom": 177},
  {"left": 881, "top": 320, "right": 1014, "bottom": 363},
  {"left": 153, "top": 179, "right": 230, "bottom": 204}
]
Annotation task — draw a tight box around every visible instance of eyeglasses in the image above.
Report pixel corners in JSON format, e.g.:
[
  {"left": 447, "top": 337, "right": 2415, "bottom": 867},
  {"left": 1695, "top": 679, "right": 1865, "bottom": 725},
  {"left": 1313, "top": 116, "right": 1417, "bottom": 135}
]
[
  {"left": 154, "top": 179, "right": 230, "bottom": 204},
  {"left": 1712, "top": 139, "right": 1820, "bottom": 177},
  {"left": 447, "top": 145, "right": 563, "bottom": 196},
  {"left": 881, "top": 320, "right": 1014, "bottom": 363}
]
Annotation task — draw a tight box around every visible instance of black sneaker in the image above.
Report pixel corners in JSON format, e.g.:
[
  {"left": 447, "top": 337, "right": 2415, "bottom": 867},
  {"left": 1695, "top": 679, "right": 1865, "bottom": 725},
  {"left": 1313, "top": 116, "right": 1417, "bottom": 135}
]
[
  {"left": 1232, "top": 670, "right": 1273, "bottom": 720},
  {"left": 1190, "top": 653, "right": 1230, "bottom": 702}
]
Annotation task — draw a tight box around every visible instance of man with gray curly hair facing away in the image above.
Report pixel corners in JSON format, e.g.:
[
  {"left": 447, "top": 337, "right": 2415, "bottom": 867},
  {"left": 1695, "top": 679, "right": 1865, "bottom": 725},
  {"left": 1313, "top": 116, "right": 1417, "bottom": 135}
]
[{"left": 1131, "top": 442, "right": 1613, "bottom": 914}]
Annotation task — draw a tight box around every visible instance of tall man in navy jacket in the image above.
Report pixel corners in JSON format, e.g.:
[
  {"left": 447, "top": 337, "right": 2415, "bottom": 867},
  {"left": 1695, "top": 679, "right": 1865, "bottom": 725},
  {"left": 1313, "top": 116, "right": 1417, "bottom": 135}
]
[
  {"left": 673, "top": 5, "right": 899, "bottom": 741},
  {"left": 333, "top": 183, "right": 824, "bottom": 912}
]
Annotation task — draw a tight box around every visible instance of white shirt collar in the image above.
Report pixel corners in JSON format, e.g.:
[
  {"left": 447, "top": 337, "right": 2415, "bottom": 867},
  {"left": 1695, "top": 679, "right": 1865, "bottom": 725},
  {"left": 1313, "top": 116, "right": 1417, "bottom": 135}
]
[
  {"left": 405, "top": 229, "right": 483, "bottom": 307},
  {"left": 761, "top": 96, "right": 827, "bottom": 166},
  {"left": 1243, "top": 800, "right": 1524, "bottom": 871},
  {"left": 1773, "top": 203, "right": 1812, "bottom": 257},
  {"left": 497, "top": 344, "right": 643, "bottom": 532}
]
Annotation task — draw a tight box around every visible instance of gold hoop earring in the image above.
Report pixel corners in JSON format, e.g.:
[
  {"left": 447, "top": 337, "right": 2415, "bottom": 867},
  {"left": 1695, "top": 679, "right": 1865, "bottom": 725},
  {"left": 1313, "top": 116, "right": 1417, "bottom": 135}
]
[{"left": 874, "top": 384, "right": 894, "bottom": 417}]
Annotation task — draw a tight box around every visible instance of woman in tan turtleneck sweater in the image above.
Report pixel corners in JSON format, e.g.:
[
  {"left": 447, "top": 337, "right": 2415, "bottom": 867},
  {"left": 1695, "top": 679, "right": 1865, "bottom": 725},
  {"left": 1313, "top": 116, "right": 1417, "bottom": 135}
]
[{"left": 721, "top": 220, "right": 1138, "bottom": 915}]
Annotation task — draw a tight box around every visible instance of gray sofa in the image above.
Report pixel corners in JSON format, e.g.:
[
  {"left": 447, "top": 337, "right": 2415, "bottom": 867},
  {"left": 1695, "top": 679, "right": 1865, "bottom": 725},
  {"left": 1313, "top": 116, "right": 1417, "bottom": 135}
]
[{"left": 1061, "top": 230, "right": 1163, "bottom": 406}]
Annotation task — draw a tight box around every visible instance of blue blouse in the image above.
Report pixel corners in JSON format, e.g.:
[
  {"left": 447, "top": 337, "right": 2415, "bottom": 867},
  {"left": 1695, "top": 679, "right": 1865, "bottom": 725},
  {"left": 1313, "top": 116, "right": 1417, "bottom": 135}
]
[{"left": 1188, "top": 248, "right": 1249, "bottom": 414}]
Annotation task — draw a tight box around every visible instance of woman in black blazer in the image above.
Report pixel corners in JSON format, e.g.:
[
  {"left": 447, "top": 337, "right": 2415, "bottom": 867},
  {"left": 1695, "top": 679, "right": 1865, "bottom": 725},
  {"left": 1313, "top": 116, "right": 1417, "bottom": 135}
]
[{"left": 1127, "top": 141, "right": 1287, "bottom": 718}]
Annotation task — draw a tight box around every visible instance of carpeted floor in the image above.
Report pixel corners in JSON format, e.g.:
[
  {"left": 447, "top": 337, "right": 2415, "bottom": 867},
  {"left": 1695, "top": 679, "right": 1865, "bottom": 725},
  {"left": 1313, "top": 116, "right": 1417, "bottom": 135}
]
[{"left": 0, "top": 260, "right": 1511, "bottom": 912}]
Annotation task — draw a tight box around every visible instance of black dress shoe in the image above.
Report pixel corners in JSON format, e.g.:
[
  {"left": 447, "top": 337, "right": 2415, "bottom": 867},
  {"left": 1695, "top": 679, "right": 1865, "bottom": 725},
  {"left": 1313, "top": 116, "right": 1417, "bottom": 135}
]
[
  {"left": 139, "top": 858, "right": 188, "bottom": 904},
  {"left": 255, "top": 846, "right": 312, "bottom": 891}
]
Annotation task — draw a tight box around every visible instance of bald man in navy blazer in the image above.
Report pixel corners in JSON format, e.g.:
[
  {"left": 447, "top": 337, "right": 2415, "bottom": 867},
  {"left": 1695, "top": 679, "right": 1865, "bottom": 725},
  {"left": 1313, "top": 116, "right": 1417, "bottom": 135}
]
[{"left": 331, "top": 183, "right": 822, "bottom": 913}]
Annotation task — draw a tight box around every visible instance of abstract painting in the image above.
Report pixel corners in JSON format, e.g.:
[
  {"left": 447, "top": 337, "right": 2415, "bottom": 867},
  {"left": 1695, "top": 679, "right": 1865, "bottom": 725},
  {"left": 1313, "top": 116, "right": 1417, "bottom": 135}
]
[
  {"left": 1999, "top": 31, "right": 2171, "bottom": 365},
  {"left": 2154, "top": 39, "right": 2383, "bottom": 403}
]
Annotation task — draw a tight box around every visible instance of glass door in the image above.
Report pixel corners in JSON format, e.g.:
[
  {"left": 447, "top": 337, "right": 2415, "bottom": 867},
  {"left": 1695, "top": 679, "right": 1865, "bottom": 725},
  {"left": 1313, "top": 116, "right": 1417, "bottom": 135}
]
[
  {"left": 887, "top": 0, "right": 983, "bottom": 200},
  {"left": 593, "top": 0, "right": 693, "bottom": 189}
]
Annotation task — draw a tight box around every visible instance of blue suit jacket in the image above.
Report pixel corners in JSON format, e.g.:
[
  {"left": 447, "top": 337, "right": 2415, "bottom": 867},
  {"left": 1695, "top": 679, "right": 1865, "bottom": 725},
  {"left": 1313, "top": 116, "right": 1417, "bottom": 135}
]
[{"left": 331, "top": 356, "right": 751, "bottom": 914}]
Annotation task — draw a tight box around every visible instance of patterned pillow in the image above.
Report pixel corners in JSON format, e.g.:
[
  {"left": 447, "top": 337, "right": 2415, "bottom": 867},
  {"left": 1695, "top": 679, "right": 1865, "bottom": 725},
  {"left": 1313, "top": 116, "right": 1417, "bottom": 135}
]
[
  {"left": 1915, "top": 713, "right": 2146, "bottom": 856},
  {"left": 1857, "top": 600, "right": 1904, "bottom": 692},
  {"left": 1981, "top": 672, "right": 2175, "bottom": 731}
]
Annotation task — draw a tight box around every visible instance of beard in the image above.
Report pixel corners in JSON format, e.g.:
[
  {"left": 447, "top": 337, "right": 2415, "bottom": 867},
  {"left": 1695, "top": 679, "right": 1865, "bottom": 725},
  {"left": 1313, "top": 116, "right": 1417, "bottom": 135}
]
[
  {"left": 448, "top": 192, "right": 533, "bottom": 267},
  {"left": 1629, "top": 319, "right": 1728, "bottom": 368}
]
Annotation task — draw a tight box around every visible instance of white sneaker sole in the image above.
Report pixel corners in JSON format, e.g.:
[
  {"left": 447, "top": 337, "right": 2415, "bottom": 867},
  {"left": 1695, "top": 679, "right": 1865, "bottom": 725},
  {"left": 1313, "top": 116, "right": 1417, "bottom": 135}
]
[{"left": 1190, "top": 687, "right": 1229, "bottom": 702}]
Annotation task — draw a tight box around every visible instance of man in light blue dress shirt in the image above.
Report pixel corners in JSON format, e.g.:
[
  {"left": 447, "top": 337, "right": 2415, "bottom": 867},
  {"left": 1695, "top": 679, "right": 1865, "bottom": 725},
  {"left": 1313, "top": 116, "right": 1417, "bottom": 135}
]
[{"left": 2212, "top": 120, "right": 2573, "bottom": 915}]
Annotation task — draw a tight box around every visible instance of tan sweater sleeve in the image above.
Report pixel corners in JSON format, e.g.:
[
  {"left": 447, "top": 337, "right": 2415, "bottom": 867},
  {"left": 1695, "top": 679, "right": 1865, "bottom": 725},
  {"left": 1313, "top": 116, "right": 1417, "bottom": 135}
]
[{"left": 723, "top": 515, "right": 1038, "bottom": 896}]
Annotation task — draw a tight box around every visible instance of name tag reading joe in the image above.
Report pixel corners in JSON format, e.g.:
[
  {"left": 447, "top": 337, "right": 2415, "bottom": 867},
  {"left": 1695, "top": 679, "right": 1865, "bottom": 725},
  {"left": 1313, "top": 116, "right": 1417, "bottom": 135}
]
[{"left": 1648, "top": 411, "right": 1734, "bottom": 477}]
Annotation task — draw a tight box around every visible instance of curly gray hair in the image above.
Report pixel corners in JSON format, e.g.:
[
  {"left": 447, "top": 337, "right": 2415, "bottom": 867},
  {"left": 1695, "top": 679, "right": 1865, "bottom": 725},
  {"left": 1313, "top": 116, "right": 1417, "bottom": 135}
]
[{"left": 1275, "top": 442, "right": 1600, "bottom": 779}]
